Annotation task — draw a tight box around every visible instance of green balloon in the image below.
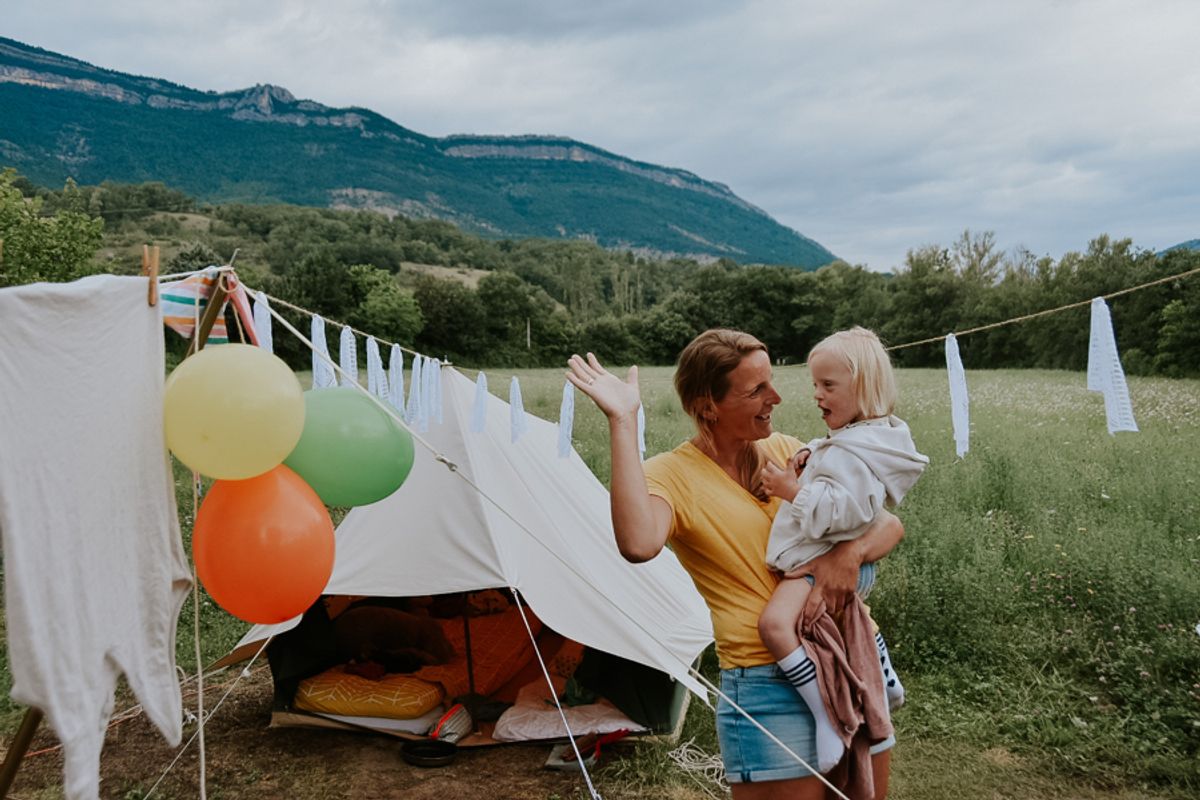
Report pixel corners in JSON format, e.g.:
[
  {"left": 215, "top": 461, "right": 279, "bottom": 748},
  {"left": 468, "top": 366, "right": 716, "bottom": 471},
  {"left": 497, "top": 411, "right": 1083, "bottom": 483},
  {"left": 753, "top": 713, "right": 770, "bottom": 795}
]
[{"left": 284, "top": 387, "right": 415, "bottom": 507}]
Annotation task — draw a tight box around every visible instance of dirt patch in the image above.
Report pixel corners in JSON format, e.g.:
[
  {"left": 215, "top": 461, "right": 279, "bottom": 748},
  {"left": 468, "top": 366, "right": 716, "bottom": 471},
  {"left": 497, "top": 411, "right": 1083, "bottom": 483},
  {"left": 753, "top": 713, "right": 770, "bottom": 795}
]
[{"left": 3, "top": 670, "right": 595, "bottom": 800}]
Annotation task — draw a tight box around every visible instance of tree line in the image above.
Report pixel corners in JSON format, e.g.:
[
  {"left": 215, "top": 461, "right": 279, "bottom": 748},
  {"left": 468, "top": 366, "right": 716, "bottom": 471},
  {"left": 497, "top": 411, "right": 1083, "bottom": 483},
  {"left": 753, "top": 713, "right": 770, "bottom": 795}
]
[{"left": 4, "top": 170, "right": 1198, "bottom": 376}]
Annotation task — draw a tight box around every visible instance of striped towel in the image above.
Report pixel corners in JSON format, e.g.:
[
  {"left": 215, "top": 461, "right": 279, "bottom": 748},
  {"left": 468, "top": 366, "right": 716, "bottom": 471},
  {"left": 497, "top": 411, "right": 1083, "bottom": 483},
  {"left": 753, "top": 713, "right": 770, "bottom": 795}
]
[{"left": 159, "top": 268, "right": 229, "bottom": 344}]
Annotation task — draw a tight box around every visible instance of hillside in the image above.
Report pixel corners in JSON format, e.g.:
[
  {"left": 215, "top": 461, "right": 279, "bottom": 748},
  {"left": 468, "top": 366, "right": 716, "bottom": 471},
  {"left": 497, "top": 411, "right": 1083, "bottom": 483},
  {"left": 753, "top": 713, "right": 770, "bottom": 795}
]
[{"left": 0, "top": 37, "right": 835, "bottom": 267}]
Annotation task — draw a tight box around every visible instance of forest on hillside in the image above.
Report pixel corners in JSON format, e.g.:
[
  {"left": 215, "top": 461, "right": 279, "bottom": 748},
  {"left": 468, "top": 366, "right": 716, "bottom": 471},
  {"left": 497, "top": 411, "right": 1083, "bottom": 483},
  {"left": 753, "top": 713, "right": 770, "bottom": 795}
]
[{"left": 3, "top": 170, "right": 1198, "bottom": 376}]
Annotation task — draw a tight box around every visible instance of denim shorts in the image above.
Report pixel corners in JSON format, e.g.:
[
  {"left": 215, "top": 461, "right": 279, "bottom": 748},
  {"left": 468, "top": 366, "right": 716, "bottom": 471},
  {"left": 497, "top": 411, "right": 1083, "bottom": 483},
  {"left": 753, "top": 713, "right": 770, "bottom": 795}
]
[{"left": 716, "top": 663, "right": 895, "bottom": 784}]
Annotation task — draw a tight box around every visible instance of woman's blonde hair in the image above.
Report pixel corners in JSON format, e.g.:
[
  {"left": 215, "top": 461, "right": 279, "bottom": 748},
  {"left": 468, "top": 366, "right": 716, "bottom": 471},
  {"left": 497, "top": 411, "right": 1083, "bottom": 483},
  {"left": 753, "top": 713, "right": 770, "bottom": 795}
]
[
  {"left": 674, "top": 329, "right": 770, "bottom": 499},
  {"left": 808, "top": 326, "right": 896, "bottom": 419}
]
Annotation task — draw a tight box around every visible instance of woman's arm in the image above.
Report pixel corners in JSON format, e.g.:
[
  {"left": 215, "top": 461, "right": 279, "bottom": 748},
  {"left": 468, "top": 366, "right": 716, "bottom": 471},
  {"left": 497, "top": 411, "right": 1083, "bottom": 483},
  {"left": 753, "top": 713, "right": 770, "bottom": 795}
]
[
  {"left": 786, "top": 509, "right": 904, "bottom": 620},
  {"left": 567, "top": 353, "right": 673, "bottom": 562}
]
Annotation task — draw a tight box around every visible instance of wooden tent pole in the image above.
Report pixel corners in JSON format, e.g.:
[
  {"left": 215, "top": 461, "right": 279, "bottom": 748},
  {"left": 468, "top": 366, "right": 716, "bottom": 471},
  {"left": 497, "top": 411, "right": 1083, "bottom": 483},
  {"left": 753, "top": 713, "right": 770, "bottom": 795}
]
[{"left": 0, "top": 708, "right": 44, "bottom": 799}]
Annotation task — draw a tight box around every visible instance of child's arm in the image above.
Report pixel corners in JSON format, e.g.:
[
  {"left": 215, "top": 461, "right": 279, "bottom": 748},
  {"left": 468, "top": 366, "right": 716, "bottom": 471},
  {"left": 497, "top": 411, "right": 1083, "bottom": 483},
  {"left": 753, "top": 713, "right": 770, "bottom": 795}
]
[{"left": 788, "top": 447, "right": 887, "bottom": 541}]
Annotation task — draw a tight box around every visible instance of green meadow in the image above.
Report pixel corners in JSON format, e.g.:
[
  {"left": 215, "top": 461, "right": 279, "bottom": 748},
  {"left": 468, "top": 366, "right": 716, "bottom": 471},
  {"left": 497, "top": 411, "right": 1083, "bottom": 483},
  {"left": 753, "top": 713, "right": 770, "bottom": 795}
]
[
  {"left": 1, "top": 366, "right": 1197, "bottom": 798},
  {"left": 482, "top": 365, "right": 1200, "bottom": 796}
]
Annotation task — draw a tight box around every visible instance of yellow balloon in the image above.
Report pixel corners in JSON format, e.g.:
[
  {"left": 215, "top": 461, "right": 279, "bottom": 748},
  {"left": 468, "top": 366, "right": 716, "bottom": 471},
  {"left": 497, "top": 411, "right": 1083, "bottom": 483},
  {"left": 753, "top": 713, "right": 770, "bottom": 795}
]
[{"left": 164, "top": 344, "right": 305, "bottom": 480}]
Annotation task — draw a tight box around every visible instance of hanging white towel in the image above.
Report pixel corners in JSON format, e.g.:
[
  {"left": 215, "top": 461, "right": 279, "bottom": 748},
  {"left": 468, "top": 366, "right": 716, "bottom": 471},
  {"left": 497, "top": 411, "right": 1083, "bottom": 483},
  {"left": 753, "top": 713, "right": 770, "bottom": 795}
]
[
  {"left": 406, "top": 354, "right": 424, "bottom": 426},
  {"left": 510, "top": 377, "right": 529, "bottom": 443},
  {"left": 366, "top": 337, "right": 388, "bottom": 399},
  {"left": 0, "top": 276, "right": 192, "bottom": 800},
  {"left": 636, "top": 404, "right": 647, "bottom": 461},
  {"left": 252, "top": 291, "right": 273, "bottom": 354},
  {"left": 311, "top": 315, "right": 336, "bottom": 389},
  {"left": 558, "top": 381, "right": 575, "bottom": 458},
  {"left": 388, "top": 345, "right": 406, "bottom": 414},
  {"left": 945, "top": 333, "right": 970, "bottom": 458},
  {"left": 339, "top": 326, "right": 358, "bottom": 387},
  {"left": 1087, "top": 298, "right": 1139, "bottom": 435}
]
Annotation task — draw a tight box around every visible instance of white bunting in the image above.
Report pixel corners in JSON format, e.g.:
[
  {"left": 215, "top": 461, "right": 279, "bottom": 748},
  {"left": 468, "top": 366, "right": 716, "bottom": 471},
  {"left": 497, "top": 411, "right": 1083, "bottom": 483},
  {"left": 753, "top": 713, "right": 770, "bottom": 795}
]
[
  {"left": 945, "top": 333, "right": 970, "bottom": 458},
  {"left": 636, "top": 403, "right": 647, "bottom": 461},
  {"left": 557, "top": 381, "right": 575, "bottom": 458},
  {"left": 366, "top": 337, "right": 388, "bottom": 399},
  {"left": 510, "top": 377, "right": 529, "bottom": 443},
  {"left": 252, "top": 292, "right": 273, "bottom": 354},
  {"left": 406, "top": 354, "right": 424, "bottom": 426},
  {"left": 311, "top": 315, "right": 336, "bottom": 389},
  {"left": 421, "top": 359, "right": 440, "bottom": 431},
  {"left": 339, "top": 326, "right": 358, "bottom": 387},
  {"left": 430, "top": 359, "right": 444, "bottom": 425},
  {"left": 471, "top": 372, "right": 489, "bottom": 433},
  {"left": 1087, "top": 298, "right": 1139, "bottom": 435},
  {"left": 388, "top": 345, "right": 406, "bottom": 414}
]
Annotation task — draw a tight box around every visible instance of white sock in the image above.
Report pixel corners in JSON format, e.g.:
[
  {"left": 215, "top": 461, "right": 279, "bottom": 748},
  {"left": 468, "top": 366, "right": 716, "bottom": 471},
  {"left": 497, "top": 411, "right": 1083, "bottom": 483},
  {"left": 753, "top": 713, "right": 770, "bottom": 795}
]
[
  {"left": 876, "top": 632, "right": 905, "bottom": 709},
  {"left": 778, "top": 646, "right": 845, "bottom": 772}
]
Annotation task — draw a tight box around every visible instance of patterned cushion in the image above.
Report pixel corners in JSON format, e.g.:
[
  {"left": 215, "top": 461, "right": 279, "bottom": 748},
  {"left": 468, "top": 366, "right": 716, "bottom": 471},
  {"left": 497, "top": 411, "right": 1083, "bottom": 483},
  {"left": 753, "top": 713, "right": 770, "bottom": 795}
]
[{"left": 294, "top": 666, "right": 444, "bottom": 719}]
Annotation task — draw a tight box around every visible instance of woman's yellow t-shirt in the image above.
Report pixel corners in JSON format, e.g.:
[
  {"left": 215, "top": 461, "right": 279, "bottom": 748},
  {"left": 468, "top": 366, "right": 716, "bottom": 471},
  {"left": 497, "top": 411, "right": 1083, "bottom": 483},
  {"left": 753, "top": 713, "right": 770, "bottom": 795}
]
[{"left": 643, "top": 432, "right": 803, "bottom": 669}]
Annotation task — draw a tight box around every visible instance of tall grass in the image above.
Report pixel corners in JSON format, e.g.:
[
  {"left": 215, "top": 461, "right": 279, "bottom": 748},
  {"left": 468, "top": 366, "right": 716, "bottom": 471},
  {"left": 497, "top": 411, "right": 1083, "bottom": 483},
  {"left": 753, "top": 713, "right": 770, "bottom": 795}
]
[{"left": 494, "top": 365, "right": 1200, "bottom": 791}]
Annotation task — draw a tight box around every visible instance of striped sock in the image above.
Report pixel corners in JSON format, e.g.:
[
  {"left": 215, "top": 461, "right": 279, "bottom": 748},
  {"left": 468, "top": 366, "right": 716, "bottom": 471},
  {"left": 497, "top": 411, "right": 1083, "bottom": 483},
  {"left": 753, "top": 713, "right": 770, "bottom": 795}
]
[
  {"left": 778, "top": 646, "right": 845, "bottom": 772},
  {"left": 876, "top": 632, "right": 905, "bottom": 709}
]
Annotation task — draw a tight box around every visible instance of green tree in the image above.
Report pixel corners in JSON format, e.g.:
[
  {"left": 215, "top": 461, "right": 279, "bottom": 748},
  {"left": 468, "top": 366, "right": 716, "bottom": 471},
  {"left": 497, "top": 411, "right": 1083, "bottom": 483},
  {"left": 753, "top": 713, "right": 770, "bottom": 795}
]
[
  {"left": 0, "top": 170, "right": 104, "bottom": 288},
  {"left": 345, "top": 265, "right": 424, "bottom": 345}
]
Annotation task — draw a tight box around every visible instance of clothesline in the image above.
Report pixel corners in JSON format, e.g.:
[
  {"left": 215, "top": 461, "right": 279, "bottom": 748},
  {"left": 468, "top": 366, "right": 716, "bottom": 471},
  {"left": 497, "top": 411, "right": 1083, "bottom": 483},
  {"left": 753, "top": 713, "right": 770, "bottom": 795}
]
[{"left": 885, "top": 263, "right": 1200, "bottom": 352}]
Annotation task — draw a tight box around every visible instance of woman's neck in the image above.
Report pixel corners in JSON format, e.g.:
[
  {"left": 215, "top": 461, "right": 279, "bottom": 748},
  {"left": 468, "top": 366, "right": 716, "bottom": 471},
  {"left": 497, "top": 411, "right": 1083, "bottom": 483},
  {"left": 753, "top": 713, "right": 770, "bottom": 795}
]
[{"left": 692, "top": 431, "right": 756, "bottom": 473}]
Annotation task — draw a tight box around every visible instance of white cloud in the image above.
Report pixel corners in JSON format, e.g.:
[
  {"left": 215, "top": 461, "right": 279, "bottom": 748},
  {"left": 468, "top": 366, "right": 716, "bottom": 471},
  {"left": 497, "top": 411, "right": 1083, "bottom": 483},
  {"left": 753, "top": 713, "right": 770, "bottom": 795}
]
[{"left": 4, "top": 0, "right": 1198, "bottom": 268}]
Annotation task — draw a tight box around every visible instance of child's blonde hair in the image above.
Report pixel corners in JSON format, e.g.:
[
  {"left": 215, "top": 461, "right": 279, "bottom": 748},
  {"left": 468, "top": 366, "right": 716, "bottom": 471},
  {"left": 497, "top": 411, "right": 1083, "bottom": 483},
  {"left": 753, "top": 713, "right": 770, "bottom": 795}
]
[{"left": 809, "top": 326, "right": 896, "bottom": 419}]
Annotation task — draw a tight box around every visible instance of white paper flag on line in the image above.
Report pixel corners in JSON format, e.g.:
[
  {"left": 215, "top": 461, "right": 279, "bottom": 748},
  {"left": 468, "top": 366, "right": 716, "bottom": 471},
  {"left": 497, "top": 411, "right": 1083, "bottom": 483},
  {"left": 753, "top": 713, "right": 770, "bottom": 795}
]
[
  {"left": 388, "top": 345, "right": 406, "bottom": 414},
  {"left": 406, "top": 354, "right": 424, "bottom": 425},
  {"left": 510, "top": 377, "right": 529, "bottom": 443},
  {"left": 419, "top": 359, "right": 439, "bottom": 431},
  {"left": 557, "top": 381, "right": 575, "bottom": 458},
  {"left": 252, "top": 292, "right": 273, "bottom": 354},
  {"left": 471, "top": 372, "right": 489, "bottom": 433},
  {"left": 1087, "top": 298, "right": 1138, "bottom": 435},
  {"left": 339, "top": 326, "right": 358, "bottom": 387},
  {"left": 366, "top": 337, "right": 388, "bottom": 399},
  {"left": 311, "top": 315, "right": 336, "bottom": 389},
  {"left": 945, "top": 333, "right": 970, "bottom": 458},
  {"left": 636, "top": 403, "right": 647, "bottom": 461},
  {"left": 431, "top": 359, "right": 443, "bottom": 424}
]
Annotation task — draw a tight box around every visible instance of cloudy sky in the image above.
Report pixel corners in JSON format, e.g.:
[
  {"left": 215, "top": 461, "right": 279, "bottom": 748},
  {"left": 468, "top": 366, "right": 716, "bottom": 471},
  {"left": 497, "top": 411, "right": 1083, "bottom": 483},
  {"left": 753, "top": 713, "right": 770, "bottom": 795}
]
[{"left": 6, "top": 0, "right": 1199, "bottom": 269}]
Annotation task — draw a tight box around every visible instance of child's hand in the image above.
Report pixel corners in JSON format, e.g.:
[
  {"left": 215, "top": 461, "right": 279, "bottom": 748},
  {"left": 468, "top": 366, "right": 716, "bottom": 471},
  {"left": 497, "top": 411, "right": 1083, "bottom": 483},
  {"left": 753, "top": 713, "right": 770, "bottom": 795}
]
[
  {"left": 761, "top": 459, "right": 800, "bottom": 502},
  {"left": 789, "top": 448, "right": 811, "bottom": 476}
]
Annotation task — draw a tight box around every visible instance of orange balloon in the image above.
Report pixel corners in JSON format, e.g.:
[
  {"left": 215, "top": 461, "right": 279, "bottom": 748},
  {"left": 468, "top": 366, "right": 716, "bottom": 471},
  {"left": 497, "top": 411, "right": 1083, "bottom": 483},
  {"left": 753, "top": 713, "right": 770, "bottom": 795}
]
[{"left": 193, "top": 465, "right": 335, "bottom": 624}]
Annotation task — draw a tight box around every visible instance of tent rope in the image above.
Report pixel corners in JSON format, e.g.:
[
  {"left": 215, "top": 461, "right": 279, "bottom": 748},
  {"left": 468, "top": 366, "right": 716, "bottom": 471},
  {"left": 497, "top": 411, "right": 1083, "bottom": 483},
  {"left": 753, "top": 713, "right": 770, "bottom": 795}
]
[
  {"left": 143, "top": 636, "right": 275, "bottom": 799},
  {"left": 509, "top": 587, "right": 603, "bottom": 800},
  {"left": 261, "top": 303, "right": 852, "bottom": 799}
]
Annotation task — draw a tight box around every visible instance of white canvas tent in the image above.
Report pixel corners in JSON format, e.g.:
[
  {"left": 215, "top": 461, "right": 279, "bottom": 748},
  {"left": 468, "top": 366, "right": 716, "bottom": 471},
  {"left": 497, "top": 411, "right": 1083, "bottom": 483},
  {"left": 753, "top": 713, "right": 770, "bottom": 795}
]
[{"left": 227, "top": 365, "right": 713, "bottom": 720}]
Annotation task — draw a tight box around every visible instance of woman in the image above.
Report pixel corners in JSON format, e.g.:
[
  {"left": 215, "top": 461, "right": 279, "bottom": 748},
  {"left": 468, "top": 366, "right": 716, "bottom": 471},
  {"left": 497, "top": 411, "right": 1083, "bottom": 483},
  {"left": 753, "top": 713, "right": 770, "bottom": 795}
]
[{"left": 567, "top": 329, "right": 902, "bottom": 800}]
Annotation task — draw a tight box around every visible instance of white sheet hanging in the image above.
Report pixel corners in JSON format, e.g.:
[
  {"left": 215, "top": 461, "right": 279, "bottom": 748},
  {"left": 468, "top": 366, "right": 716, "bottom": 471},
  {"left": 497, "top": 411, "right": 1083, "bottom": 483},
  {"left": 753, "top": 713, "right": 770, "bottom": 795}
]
[
  {"left": 0, "top": 276, "right": 192, "bottom": 800},
  {"left": 945, "top": 333, "right": 970, "bottom": 458},
  {"left": 1087, "top": 298, "right": 1138, "bottom": 435}
]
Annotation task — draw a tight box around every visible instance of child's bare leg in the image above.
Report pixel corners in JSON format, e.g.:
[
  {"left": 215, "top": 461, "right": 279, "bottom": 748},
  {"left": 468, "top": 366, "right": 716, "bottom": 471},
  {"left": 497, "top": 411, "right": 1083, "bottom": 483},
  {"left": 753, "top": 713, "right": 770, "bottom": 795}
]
[
  {"left": 759, "top": 577, "right": 844, "bottom": 772},
  {"left": 758, "top": 576, "right": 812, "bottom": 659}
]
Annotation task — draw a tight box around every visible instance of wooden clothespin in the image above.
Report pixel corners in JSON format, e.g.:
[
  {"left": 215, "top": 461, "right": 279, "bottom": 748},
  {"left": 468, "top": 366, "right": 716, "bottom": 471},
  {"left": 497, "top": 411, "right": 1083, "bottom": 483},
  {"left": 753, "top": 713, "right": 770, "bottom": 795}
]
[{"left": 141, "top": 244, "right": 160, "bottom": 306}]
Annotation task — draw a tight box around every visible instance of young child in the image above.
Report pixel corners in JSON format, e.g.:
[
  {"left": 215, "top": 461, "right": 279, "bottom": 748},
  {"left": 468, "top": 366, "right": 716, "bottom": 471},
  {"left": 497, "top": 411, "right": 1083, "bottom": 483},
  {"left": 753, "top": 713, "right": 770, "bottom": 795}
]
[{"left": 758, "top": 326, "right": 928, "bottom": 772}]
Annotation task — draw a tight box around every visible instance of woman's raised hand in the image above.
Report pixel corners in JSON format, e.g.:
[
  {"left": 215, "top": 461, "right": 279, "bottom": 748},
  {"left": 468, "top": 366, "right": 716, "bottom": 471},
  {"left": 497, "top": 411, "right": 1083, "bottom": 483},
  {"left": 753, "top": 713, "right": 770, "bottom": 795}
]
[{"left": 566, "top": 353, "right": 641, "bottom": 421}]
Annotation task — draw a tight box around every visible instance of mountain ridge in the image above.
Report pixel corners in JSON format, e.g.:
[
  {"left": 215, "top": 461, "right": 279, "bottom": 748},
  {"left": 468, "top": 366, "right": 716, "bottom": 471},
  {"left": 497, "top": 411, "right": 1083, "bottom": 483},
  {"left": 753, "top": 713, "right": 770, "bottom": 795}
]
[{"left": 0, "top": 36, "right": 836, "bottom": 267}]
